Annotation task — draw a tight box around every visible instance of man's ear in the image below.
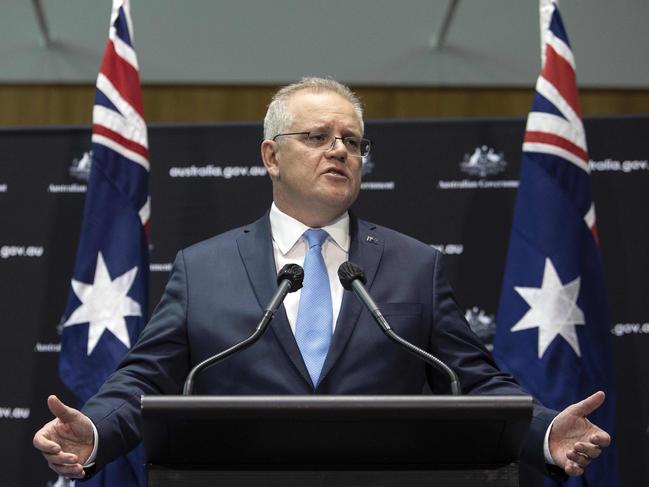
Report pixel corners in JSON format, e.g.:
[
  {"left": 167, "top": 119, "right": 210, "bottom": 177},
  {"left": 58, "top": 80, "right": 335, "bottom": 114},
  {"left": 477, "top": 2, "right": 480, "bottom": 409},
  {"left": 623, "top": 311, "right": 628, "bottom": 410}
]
[{"left": 261, "top": 140, "right": 280, "bottom": 179}]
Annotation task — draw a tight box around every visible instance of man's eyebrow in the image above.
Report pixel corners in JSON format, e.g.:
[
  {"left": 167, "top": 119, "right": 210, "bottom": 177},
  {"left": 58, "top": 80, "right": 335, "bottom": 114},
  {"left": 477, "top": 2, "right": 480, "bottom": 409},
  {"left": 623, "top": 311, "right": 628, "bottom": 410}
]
[
  {"left": 343, "top": 128, "right": 362, "bottom": 138},
  {"left": 305, "top": 124, "right": 329, "bottom": 133},
  {"left": 301, "top": 123, "right": 361, "bottom": 137}
]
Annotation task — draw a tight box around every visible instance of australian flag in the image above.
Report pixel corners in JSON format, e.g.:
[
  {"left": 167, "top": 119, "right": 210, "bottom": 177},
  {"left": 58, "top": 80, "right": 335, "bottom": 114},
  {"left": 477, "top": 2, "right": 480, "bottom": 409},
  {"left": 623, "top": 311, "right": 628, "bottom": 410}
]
[
  {"left": 59, "top": 0, "right": 148, "bottom": 485},
  {"left": 493, "top": 2, "right": 618, "bottom": 486}
]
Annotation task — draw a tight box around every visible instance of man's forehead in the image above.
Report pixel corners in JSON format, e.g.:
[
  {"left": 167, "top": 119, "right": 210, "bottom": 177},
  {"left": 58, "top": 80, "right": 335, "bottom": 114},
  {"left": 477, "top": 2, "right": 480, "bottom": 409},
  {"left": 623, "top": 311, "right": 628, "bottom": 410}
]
[{"left": 287, "top": 90, "right": 362, "bottom": 130}]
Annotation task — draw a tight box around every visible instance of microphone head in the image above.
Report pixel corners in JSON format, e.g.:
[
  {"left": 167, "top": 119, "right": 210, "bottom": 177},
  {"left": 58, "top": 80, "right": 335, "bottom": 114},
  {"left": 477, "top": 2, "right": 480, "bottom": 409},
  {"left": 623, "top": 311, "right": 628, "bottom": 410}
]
[
  {"left": 338, "top": 261, "right": 366, "bottom": 290},
  {"left": 278, "top": 263, "right": 304, "bottom": 292}
]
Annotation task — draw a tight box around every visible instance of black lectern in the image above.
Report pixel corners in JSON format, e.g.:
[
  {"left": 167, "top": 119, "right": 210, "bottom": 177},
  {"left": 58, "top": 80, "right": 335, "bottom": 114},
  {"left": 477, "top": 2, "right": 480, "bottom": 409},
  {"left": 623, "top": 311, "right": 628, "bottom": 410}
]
[{"left": 142, "top": 395, "right": 532, "bottom": 487}]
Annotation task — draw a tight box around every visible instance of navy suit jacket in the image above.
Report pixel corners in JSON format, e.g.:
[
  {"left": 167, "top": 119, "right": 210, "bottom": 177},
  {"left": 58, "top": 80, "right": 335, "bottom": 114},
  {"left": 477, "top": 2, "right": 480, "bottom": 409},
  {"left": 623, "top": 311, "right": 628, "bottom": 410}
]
[{"left": 82, "top": 212, "right": 556, "bottom": 472}]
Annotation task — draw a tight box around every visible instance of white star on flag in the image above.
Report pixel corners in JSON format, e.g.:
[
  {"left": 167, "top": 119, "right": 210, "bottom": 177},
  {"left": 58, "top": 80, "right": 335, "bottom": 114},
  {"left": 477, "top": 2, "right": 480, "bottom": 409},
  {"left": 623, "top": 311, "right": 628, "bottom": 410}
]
[
  {"left": 511, "top": 257, "right": 585, "bottom": 358},
  {"left": 63, "top": 252, "right": 141, "bottom": 355}
]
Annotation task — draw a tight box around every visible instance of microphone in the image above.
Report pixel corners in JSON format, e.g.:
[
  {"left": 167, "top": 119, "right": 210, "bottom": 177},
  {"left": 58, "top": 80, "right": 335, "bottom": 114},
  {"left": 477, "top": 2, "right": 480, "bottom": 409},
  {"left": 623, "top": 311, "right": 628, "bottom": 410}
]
[
  {"left": 338, "top": 261, "right": 461, "bottom": 395},
  {"left": 183, "top": 263, "right": 304, "bottom": 395}
]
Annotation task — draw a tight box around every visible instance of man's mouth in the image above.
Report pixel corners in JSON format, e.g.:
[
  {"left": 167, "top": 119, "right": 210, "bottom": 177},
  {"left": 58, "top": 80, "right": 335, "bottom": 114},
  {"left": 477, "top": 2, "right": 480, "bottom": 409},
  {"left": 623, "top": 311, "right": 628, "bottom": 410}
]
[{"left": 324, "top": 168, "right": 348, "bottom": 178}]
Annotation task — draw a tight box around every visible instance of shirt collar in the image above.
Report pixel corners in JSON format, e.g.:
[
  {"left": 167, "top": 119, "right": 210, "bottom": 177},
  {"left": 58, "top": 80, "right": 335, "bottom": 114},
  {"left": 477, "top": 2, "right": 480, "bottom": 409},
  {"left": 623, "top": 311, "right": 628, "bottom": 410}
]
[{"left": 269, "top": 202, "right": 350, "bottom": 255}]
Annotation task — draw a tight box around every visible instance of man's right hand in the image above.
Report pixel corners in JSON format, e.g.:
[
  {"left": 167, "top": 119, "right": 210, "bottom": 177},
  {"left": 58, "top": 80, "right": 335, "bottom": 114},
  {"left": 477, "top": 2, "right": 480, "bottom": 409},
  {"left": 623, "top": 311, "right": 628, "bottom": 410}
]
[{"left": 33, "top": 395, "right": 94, "bottom": 479}]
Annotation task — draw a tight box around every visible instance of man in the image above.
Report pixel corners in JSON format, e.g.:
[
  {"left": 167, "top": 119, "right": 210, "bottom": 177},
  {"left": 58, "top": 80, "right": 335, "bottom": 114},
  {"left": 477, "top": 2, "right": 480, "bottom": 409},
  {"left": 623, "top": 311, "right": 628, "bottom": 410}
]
[{"left": 34, "top": 77, "right": 610, "bottom": 480}]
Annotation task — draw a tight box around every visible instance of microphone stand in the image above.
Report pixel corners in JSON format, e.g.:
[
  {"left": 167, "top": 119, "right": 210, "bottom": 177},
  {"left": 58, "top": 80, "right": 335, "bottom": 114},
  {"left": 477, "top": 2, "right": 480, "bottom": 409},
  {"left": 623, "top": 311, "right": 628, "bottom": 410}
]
[
  {"left": 183, "top": 264, "right": 303, "bottom": 395},
  {"left": 339, "top": 262, "right": 461, "bottom": 395}
]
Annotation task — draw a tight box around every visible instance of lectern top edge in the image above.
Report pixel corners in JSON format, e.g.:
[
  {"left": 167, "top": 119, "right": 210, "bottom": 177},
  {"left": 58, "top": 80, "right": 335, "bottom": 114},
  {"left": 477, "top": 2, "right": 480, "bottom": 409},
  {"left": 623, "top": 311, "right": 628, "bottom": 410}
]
[{"left": 141, "top": 394, "right": 533, "bottom": 411}]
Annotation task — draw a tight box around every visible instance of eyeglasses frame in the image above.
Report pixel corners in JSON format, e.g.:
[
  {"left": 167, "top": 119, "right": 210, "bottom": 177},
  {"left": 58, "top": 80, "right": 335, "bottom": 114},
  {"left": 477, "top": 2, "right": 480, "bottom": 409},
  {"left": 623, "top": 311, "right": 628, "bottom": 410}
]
[{"left": 271, "top": 132, "right": 372, "bottom": 158}]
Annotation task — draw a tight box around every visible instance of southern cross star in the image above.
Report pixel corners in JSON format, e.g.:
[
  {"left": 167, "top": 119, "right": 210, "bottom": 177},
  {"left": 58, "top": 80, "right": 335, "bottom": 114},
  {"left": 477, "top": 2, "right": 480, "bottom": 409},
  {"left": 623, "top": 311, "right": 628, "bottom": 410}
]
[
  {"left": 511, "top": 258, "right": 585, "bottom": 359},
  {"left": 63, "top": 252, "right": 141, "bottom": 355}
]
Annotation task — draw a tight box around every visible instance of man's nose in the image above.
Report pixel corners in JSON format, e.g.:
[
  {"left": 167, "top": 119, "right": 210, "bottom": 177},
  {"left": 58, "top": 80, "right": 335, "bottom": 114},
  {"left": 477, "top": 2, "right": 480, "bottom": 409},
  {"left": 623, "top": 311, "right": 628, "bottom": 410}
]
[{"left": 326, "top": 137, "right": 347, "bottom": 159}]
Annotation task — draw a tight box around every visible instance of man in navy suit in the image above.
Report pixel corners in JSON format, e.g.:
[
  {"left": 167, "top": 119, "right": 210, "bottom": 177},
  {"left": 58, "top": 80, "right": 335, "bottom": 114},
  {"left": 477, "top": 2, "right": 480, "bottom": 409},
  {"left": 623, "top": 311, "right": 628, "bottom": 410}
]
[{"left": 34, "top": 77, "right": 610, "bottom": 480}]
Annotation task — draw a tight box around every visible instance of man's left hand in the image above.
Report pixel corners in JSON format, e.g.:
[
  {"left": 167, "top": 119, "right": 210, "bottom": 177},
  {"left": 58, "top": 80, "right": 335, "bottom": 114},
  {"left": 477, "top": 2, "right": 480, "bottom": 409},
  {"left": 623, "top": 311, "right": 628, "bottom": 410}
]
[{"left": 549, "top": 390, "right": 611, "bottom": 476}]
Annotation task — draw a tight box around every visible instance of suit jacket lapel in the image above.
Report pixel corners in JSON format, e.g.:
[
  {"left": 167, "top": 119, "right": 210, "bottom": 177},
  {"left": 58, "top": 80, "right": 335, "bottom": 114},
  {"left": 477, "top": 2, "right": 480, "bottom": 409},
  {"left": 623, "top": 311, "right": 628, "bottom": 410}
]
[
  {"left": 318, "top": 216, "right": 383, "bottom": 386},
  {"left": 236, "top": 212, "right": 312, "bottom": 387}
]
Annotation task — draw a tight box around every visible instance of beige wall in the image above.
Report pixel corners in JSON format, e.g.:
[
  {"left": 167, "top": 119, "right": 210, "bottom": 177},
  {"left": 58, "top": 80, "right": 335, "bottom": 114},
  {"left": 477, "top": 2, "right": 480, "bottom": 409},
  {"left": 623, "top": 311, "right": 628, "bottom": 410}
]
[{"left": 1, "top": 85, "right": 648, "bottom": 127}]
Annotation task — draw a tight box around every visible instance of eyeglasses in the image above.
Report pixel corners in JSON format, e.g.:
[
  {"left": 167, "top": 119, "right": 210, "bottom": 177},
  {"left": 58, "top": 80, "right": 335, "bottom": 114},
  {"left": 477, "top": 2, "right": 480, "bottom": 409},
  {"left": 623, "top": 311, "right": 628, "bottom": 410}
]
[{"left": 272, "top": 132, "right": 371, "bottom": 158}]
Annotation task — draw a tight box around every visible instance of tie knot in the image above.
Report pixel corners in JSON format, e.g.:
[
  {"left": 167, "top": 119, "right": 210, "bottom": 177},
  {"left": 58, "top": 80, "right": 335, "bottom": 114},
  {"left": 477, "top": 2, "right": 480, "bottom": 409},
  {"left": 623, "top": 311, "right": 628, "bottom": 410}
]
[{"left": 304, "top": 228, "right": 329, "bottom": 249}]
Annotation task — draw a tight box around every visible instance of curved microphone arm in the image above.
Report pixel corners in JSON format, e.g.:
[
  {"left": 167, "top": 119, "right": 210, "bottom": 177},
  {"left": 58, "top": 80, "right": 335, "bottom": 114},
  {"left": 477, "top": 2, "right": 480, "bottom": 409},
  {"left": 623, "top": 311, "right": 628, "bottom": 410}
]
[
  {"left": 182, "top": 264, "right": 303, "bottom": 395},
  {"left": 338, "top": 261, "right": 461, "bottom": 396},
  {"left": 182, "top": 318, "right": 272, "bottom": 395},
  {"left": 376, "top": 317, "right": 462, "bottom": 396}
]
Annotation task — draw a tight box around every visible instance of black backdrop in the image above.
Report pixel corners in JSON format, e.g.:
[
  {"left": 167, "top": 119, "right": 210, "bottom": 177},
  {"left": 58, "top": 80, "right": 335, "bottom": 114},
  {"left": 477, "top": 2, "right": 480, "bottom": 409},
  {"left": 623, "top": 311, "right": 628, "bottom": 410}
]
[{"left": 1, "top": 116, "right": 647, "bottom": 487}]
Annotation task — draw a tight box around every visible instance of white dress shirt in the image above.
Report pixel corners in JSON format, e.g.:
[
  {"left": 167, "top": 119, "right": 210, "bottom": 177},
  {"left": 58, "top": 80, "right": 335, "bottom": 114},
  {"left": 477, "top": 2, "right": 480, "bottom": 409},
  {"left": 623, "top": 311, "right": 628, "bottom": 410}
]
[{"left": 269, "top": 202, "right": 350, "bottom": 334}]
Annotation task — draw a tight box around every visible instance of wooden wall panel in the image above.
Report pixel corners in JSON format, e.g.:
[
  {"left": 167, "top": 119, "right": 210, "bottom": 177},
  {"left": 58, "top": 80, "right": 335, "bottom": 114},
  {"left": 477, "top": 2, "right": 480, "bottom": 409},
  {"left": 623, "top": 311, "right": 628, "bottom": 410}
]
[{"left": 0, "top": 85, "right": 647, "bottom": 127}]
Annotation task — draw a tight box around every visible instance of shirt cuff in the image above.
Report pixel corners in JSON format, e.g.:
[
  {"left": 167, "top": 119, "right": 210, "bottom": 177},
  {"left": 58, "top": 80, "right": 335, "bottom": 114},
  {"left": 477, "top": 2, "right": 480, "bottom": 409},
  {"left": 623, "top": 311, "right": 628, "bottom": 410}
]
[
  {"left": 82, "top": 420, "right": 99, "bottom": 467},
  {"left": 543, "top": 416, "right": 557, "bottom": 465}
]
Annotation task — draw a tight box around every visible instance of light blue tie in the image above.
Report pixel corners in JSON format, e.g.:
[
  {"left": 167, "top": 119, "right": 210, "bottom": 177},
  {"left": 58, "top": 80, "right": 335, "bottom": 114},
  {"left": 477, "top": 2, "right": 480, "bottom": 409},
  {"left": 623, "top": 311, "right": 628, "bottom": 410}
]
[{"left": 295, "top": 229, "right": 333, "bottom": 387}]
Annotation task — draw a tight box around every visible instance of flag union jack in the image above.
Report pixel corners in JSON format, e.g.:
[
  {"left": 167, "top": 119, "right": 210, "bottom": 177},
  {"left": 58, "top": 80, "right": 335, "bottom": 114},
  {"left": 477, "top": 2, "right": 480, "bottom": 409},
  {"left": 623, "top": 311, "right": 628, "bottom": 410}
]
[
  {"left": 522, "top": 9, "right": 597, "bottom": 240},
  {"left": 60, "top": 1, "right": 148, "bottom": 485},
  {"left": 92, "top": 0, "right": 150, "bottom": 231}
]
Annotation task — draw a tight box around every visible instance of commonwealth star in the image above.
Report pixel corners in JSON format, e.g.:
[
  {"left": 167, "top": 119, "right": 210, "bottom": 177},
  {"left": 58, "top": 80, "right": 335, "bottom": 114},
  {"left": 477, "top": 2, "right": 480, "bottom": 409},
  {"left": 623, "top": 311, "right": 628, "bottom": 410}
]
[
  {"left": 511, "top": 258, "right": 585, "bottom": 358},
  {"left": 63, "top": 252, "right": 141, "bottom": 355}
]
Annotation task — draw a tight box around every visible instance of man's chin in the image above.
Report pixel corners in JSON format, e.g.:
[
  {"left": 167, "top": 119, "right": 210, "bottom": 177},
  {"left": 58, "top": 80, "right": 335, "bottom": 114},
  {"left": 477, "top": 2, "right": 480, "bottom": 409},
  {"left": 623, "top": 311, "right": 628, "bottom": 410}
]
[{"left": 320, "top": 191, "right": 358, "bottom": 212}]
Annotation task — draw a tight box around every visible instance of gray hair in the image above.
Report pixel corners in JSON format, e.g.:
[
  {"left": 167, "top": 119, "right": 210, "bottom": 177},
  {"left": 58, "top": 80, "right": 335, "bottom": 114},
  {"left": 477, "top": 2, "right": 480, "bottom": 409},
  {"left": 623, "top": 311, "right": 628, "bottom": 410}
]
[{"left": 263, "top": 77, "right": 364, "bottom": 140}]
